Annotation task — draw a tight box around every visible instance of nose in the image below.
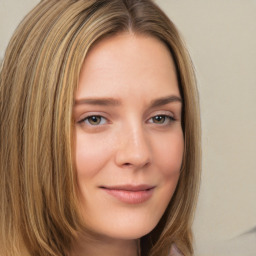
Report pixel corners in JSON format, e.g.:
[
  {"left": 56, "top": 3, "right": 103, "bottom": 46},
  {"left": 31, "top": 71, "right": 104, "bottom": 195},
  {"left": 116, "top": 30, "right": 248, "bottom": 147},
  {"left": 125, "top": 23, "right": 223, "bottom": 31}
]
[{"left": 114, "top": 124, "right": 151, "bottom": 169}]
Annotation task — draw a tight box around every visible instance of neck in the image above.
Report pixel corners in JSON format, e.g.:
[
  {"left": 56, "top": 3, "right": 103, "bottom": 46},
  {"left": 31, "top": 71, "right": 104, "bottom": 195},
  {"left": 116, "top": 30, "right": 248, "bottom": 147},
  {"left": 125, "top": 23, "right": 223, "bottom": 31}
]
[{"left": 70, "top": 232, "right": 139, "bottom": 256}]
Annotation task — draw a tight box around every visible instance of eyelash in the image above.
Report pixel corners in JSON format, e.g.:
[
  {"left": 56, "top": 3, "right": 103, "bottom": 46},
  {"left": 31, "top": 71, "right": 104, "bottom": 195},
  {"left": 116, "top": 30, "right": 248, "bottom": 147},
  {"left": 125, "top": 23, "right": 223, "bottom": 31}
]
[
  {"left": 148, "top": 114, "right": 175, "bottom": 125},
  {"left": 78, "top": 114, "right": 175, "bottom": 127},
  {"left": 78, "top": 115, "right": 108, "bottom": 126}
]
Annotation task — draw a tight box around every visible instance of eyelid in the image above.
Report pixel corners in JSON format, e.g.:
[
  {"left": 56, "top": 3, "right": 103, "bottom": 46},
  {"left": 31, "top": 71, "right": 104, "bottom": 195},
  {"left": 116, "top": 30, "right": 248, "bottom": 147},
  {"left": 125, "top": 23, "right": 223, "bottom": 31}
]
[
  {"left": 147, "top": 110, "right": 175, "bottom": 119},
  {"left": 77, "top": 113, "right": 110, "bottom": 126},
  {"left": 146, "top": 111, "right": 176, "bottom": 125},
  {"left": 147, "top": 115, "right": 175, "bottom": 124}
]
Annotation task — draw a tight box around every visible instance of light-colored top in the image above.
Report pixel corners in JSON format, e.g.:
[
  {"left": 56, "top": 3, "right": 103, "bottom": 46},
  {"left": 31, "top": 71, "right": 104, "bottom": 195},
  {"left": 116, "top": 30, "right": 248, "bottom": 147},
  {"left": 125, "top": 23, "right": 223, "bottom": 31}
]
[{"left": 169, "top": 244, "right": 184, "bottom": 256}]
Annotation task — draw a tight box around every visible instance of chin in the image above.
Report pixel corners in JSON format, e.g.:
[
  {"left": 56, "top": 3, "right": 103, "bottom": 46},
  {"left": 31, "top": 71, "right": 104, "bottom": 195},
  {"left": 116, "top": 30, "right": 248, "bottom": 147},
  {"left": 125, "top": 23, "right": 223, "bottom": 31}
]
[
  {"left": 84, "top": 211, "right": 161, "bottom": 241},
  {"left": 110, "top": 224, "right": 156, "bottom": 240}
]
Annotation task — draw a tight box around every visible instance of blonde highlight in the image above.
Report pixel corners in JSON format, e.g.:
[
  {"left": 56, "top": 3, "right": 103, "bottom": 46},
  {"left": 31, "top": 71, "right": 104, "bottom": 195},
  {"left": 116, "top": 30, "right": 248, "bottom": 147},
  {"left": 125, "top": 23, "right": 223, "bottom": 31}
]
[{"left": 0, "top": 1, "right": 201, "bottom": 255}]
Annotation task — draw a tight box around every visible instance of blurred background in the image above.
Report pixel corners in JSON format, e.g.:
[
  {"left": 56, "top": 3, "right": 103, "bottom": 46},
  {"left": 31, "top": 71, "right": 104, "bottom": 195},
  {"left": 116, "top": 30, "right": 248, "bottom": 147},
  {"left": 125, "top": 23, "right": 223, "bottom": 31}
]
[{"left": 1, "top": 0, "right": 255, "bottom": 255}]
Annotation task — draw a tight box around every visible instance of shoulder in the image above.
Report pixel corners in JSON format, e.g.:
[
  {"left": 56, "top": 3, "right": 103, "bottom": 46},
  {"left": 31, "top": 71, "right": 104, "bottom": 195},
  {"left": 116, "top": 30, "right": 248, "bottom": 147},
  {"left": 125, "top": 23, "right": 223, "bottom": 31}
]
[{"left": 169, "top": 244, "right": 184, "bottom": 256}]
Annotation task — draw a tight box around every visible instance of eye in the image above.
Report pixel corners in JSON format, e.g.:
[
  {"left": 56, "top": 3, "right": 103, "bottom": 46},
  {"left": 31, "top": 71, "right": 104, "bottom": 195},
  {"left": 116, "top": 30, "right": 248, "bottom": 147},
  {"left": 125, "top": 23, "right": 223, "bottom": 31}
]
[
  {"left": 148, "top": 115, "right": 175, "bottom": 125},
  {"left": 79, "top": 115, "right": 107, "bottom": 126}
]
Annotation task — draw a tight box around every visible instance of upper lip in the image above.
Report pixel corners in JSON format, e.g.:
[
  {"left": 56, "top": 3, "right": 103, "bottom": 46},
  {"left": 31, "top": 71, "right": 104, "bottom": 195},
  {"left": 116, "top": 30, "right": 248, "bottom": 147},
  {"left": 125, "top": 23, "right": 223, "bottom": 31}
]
[{"left": 100, "top": 184, "right": 155, "bottom": 191}]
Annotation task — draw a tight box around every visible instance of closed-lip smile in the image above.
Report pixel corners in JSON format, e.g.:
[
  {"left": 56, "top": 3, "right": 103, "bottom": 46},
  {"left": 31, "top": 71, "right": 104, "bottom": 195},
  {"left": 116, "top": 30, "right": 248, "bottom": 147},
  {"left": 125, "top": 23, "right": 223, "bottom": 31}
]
[{"left": 100, "top": 184, "right": 155, "bottom": 204}]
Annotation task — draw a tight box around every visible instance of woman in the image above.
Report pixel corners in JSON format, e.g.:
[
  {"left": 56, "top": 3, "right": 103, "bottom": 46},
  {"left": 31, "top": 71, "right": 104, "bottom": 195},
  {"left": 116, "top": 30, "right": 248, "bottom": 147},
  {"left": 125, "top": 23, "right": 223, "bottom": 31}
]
[{"left": 0, "top": 0, "right": 201, "bottom": 255}]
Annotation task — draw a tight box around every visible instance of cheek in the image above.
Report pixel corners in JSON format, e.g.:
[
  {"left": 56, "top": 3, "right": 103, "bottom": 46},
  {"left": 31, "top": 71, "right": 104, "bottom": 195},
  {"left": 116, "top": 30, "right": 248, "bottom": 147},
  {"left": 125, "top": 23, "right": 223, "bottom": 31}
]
[
  {"left": 75, "top": 131, "right": 113, "bottom": 179},
  {"left": 154, "top": 130, "right": 184, "bottom": 176}
]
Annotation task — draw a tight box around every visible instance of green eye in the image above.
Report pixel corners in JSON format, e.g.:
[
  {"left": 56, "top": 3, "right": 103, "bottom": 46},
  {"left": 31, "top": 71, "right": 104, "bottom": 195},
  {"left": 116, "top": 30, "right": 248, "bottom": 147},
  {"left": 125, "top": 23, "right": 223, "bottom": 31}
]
[
  {"left": 87, "top": 116, "right": 102, "bottom": 125},
  {"left": 152, "top": 115, "right": 166, "bottom": 124},
  {"left": 149, "top": 115, "right": 175, "bottom": 125},
  {"left": 80, "top": 116, "right": 107, "bottom": 126}
]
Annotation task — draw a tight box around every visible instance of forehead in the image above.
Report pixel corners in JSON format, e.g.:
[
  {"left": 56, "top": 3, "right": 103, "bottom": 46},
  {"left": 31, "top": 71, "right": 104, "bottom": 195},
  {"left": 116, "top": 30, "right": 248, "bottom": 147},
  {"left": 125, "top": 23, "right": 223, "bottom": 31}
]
[{"left": 77, "top": 32, "right": 180, "bottom": 100}]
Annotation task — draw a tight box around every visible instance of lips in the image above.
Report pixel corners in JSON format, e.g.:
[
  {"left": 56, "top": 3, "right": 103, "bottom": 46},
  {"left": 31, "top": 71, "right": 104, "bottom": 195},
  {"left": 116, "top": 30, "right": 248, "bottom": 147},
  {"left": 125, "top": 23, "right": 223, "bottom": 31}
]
[{"left": 100, "top": 184, "right": 155, "bottom": 204}]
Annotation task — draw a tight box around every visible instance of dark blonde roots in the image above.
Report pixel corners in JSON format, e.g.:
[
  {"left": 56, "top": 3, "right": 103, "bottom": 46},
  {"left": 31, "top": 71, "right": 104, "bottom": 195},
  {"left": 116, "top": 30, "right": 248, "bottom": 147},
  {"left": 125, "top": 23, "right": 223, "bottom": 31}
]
[{"left": 0, "top": 0, "right": 201, "bottom": 255}]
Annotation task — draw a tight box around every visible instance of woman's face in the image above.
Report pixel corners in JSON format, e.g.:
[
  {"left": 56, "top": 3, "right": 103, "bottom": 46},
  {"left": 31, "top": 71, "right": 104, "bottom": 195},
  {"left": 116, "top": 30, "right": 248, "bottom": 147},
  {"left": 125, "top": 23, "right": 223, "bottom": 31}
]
[{"left": 73, "top": 33, "right": 183, "bottom": 240}]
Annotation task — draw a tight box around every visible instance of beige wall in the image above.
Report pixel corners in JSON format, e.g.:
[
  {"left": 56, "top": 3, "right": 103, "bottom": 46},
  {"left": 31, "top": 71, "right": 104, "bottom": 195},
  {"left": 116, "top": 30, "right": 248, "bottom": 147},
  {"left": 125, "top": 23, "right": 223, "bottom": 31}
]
[
  {"left": 156, "top": 1, "right": 256, "bottom": 255},
  {"left": 1, "top": 0, "right": 255, "bottom": 255}
]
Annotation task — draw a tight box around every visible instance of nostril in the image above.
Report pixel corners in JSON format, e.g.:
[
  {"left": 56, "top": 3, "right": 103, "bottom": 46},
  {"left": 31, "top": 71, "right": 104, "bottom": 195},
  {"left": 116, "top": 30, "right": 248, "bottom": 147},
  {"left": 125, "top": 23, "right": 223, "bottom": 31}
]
[
  {"left": 122, "top": 161, "right": 150, "bottom": 168},
  {"left": 115, "top": 139, "right": 151, "bottom": 168}
]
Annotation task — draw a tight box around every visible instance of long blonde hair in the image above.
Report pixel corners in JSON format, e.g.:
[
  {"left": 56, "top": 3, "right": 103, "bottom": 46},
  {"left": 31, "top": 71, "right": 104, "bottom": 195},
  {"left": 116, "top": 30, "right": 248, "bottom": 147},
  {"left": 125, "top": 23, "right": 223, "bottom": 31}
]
[{"left": 0, "top": 0, "right": 201, "bottom": 255}]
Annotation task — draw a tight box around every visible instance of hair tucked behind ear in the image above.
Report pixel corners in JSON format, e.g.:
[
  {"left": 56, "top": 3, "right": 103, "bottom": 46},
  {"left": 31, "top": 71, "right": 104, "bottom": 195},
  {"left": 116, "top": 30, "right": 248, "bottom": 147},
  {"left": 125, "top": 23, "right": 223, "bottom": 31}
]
[{"left": 0, "top": 1, "right": 201, "bottom": 255}]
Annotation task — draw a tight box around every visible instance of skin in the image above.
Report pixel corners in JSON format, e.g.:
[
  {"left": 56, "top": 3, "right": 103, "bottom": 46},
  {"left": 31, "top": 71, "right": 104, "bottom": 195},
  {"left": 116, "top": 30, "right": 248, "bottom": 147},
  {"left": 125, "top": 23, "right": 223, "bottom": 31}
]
[{"left": 72, "top": 33, "right": 184, "bottom": 256}]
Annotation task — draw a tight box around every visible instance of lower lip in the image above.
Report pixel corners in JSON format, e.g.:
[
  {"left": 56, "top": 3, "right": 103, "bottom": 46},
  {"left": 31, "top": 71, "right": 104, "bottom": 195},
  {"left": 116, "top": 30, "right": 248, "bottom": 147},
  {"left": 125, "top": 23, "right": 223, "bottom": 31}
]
[{"left": 102, "top": 188, "right": 154, "bottom": 204}]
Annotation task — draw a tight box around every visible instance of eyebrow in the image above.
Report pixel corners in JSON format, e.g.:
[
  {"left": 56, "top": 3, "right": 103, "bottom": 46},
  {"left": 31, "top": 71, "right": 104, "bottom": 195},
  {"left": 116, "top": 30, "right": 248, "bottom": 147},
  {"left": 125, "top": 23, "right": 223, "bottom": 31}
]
[
  {"left": 74, "top": 98, "right": 121, "bottom": 106},
  {"left": 149, "top": 95, "right": 182, "bottom": 108},
  {"left": 74, "top": 95, "right": 182, "bottom": 107}
]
